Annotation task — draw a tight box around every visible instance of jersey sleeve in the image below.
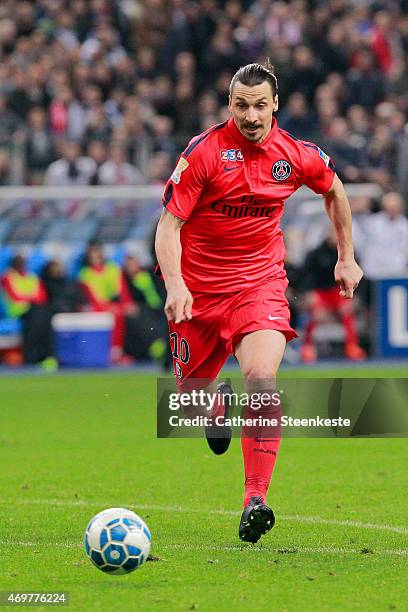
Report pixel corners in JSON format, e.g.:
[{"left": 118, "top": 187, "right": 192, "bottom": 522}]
[
  {"left": 299, "top": 141, "right": 335, "bottom": 194},
  {"left": 162, "top": 145, "right": 209, "bottom": 221}
]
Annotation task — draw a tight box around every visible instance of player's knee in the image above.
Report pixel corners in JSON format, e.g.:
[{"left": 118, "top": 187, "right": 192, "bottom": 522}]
[{"left": 241, "top": 364, "right": 277, "bottom": 389}]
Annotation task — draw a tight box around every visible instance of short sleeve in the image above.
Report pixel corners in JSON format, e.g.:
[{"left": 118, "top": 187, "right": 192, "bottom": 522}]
[
  {"left": 299, "top": 141, "right": 335, "bottom": 194},
  {"left": 162, "top": 146, "right": 208, "bottom": 221}
]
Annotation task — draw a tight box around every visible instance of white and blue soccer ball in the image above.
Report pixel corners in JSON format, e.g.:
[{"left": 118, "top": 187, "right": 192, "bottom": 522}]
[{"left": 84, "top": 507, "right": 151, "bottom": 574}]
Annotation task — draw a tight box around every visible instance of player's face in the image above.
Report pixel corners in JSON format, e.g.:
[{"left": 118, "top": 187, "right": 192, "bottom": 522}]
[{"left": 229, "top": 81, "right": 278, "bottom": 144}]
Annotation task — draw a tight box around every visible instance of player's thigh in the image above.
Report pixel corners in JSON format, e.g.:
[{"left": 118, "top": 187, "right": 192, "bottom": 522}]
[{"left": 234, "top": 329, "right": 286, "bottom": 387}]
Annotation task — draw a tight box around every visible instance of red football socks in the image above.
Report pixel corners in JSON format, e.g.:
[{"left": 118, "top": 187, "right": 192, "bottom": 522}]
[{"left": 241, "top": 391, "right": 281, "bottom": 507}]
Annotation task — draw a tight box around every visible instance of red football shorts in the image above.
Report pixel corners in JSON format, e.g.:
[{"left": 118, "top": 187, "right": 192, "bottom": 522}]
[{"left": 168, "top": 277, "right": 297, "bottom": 386}]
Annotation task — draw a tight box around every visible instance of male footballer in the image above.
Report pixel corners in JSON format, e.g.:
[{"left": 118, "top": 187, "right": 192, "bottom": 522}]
[{"left": 155, "top": 62, "right": 363, "bottom": 543}]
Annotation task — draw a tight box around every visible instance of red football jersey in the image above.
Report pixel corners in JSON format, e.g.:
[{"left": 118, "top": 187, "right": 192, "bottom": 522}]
[{"left": 162, "top": 117, "right": 335, "bottom": 293}]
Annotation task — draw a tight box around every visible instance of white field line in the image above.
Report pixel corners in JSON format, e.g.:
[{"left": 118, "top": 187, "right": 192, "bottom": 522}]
[
  {"left": 2, "top": 498, "right": 408, "bottom": 536},
  {"left": 0, "top": 540, "right": 408, "bottom": 556}
]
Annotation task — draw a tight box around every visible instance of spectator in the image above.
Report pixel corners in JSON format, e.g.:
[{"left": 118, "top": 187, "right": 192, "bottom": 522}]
[
  {"left": 98, "top": 144, "right": 143, "bottom": 186},
  {"left": 0, "top": 94, "right": 21, "bottom": 149},
  {"left": 41, "top": 260, "right": 86, "bottom": 314},
  {"left": 279, "top": 92, "right": 318, "bottom": 141},
  {"left": 7, "top": 64, "right": 50, "bottom": 121},
  {"left": 358, "top": 192, "right": 408, "bottom": 283},
  {"left": 122, "top": 254, "right": 167, "bottom": 365},
  {"left": 349, "top": 195, "right": 373, "bottom": 260},
  {"left": 147, "top": 151, "right": 172, "bottom": 185},
  {"left": 300, "top": 232, "right": 366, "bottom": 363},
  {"left": 346, "top": 48, "right": 384, "bottom": 109},
  {"left": 87, "top": 140, "right": 107, "bottom": 185},
  {"left": 48, "top": 86, "right": 86, "bottom": 141},
  {"left": 397, "top": 124, "right": 408, "bottom": 204},
  {"left": 366, "top": 124, "right": 396, "bottom": 188},
  {"left": 0, "top": 149, "right": 13, "bottom": 185},
  {"left": 324, "top": 117, "right": 367, "bottom": 183},
  {"left": 1, "top": 255, "right": 53, "bottom": 364},
  {"left": 78, "top": 244, "right": 135, "bottom": 363},
  {"left": 44, "top": 139, "right": 96, "bottom": 186},
  {"left": 287, "top": 46, "right": 324, "bottom": 104},
  {"left": 151, "top": 115, "right": 176, "bottom": 157},
  {"left": 82, "top": 105, "right": 112, "bottom": 148},
  {"left": 24, "top": 106, "right": 56, "bottom": 184}
]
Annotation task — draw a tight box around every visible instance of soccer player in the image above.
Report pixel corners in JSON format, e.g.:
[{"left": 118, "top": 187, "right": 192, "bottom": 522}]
[{"left": 155, "top": 62, "right": 363, "bottom": 543}]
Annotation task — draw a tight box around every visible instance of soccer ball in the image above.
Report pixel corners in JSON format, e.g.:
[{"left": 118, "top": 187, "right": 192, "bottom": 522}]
[{"left": 84, "top": 507, "right": 151, "bottom": 574}]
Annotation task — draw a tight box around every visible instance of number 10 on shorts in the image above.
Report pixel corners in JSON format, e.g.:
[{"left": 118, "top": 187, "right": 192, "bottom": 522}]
[{"left": 169, "top": 332, "right": 190, "bottom": 364}]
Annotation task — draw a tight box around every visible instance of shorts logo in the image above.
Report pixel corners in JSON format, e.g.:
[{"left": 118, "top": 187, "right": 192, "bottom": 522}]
[
  {"left": 220, "top": 149, "right": 244, "bottom": 162},
  {"left": 318, "top": 147, "right": 330, "bottom": 167},
  {"left": 272, "top": 160, "right": 292, "bottom": 181},
  {"left": 171, "top": 156, "right": 189, "bottom": 184}
]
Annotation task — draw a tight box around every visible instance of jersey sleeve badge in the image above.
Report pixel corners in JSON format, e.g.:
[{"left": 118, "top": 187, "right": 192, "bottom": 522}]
[
  {"left": 317, "top": 147, "right": 330, "bottom": 167},
  {"left": 171, "top": 156, "right": 189, "bottom": 184}
]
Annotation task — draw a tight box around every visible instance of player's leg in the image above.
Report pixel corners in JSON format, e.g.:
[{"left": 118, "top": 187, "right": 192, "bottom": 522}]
[
  {"left": 235, "top": 329, "right": 286, "bottom": 542},
  {"left": 301, "top": 290, "right": 326, "bottom": 363},
  {"left": 235, "top": 329, "right": 286, "bottom": 503},
  {"left": 335, "top": 291, "right": 366, "bottom": 361},
  {"left": 219, "top": 278, "right": 296, "bottom": 541},
  {"left": 167, "top": 293, "right": 231, "bottom": 452}
]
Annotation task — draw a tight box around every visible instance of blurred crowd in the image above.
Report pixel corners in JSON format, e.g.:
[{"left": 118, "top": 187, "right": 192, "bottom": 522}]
[
  {"left": 0, "top": 244, "right": 170, "bottom": 367},
  {"left": 0, "top": 0, "right": 406, "bottom": 198}
]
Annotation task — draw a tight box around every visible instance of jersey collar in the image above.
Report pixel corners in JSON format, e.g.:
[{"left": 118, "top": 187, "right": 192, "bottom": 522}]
[{"left": 227, "top": 116, "right": 279, "bottom": 151}]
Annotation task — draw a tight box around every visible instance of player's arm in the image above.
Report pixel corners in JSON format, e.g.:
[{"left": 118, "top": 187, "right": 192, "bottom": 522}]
[
  {"left": 155, "top": 142, "right": 211, "bottom": 322},
  {"left": 155, "top": 209, "right": 193, "bottom": 323},
  {"left": 323, "top": 174, "right": 363, "bottom": 299}
]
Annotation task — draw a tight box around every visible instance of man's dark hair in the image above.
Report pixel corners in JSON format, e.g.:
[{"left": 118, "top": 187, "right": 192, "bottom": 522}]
[{"left": 229, "top": 61, "right": 278, "bottom": 97}]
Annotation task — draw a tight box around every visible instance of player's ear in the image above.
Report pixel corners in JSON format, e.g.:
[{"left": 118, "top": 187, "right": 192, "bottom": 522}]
[
  {"left": 273, "top": 95, "right": 279, "bottom": 112},
  {"left": 228, "top": 95, "right": 232, "bottom": 112}
]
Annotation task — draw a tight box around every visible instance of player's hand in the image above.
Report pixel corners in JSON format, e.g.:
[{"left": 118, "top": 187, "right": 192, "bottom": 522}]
[
  {"left": 334, "top": 259, "right": 363, "bottom": 299},
  {"left": 164, "top": 282, "right": 194, "bottom": 323}
]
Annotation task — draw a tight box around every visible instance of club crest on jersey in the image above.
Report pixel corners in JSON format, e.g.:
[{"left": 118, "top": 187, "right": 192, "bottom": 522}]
[
  {"left": 220, "top": 149, "right": 244, "bottom": 162},
  {"left": 272, "top": 160, "right": 292, "bottom": 181},
  {"left": 171, "top": 156, "right": 189, "bottom": 184}
]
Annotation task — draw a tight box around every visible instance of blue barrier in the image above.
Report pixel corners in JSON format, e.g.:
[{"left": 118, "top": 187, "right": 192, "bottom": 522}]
[{"left": 377, "top": 278, "right": 408, "bottom": 357}]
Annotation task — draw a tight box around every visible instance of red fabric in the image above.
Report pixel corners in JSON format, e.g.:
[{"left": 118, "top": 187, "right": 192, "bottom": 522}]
[
  {"left": 49, "top": 100, "right": 68, "bottom": 134},
  {"left": 313, "top": 287, "right": 345, "bottom": 310},
  {"left": 307, "top": 287, "right": 359, "bottom": 346},
  {"left": 241, "top": 393, "right": 282, "bottom": 507},
  {"left": 169, "top": 277, "right": 297, "bottom": 387},
  {"left": 241, "top": 436, "right": 280, "bottom": 507},
  {"left": 371, "top": 26, "right": 393, "bottom": 75},
  {"left": 163, "top": 117, "right": 335, "bottom": 294},
  {"left": 1, "top": 273, "right": 47, "bottom": 305}
]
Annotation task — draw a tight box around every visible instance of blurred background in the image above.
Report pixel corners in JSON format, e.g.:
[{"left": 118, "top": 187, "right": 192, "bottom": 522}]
[{"left": 0, "top": 0, "right": 407, "bottom": 369}]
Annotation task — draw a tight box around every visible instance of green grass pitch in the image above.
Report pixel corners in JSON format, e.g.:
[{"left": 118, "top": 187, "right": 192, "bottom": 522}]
[{"left": 1, "top": 367, "right": 408, "bottom": 611}]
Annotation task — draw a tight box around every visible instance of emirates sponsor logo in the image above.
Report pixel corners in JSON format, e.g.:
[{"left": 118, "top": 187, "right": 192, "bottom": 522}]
[{"left": 211, "top": 201, "right": 277, "bottom": 218}]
